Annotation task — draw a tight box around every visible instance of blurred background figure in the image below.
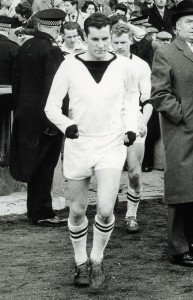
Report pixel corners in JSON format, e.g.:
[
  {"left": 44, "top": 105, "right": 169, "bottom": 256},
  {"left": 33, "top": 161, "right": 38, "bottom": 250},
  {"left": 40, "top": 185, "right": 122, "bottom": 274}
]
[
  {"left": 81, "top": 0, "right": 97, "bottom": 15},
  {"left": 112, "top": 3, "right": 128, "bottom": 16},
  {"left": 32, "top": 0, "right": 65, "bottom": 13},
  {"left": 56, "top": 32, "right": 64, "bottom": 48},
  {"left": 127, "top": 0, "right": 140, "bottom": 18},
  {"left": 0, "top": 0, "right": 20, "bottom": 18},
  {"left": 152, "top": 30, "right": 172, "bottom": 51},
  {"left": 93, "top": 0, "right": 112, "bottom": 16},
  {"left": 146, "top": 26, "right": 158, "bottom": 40},
  {"left": 156, "top": 30, "right": 172, "bottom": 43},
  {"left": 141, "top": 0, "right": 153, "bottom": 11},
  {"left": 142, "top": 0, "right": 174, "bottom": 34},
  {"left": 63, "top": 0, "right": 89, "bottom": 29},
  {"left": 13, "top": 1, "right": 38, "bottom": 44}
]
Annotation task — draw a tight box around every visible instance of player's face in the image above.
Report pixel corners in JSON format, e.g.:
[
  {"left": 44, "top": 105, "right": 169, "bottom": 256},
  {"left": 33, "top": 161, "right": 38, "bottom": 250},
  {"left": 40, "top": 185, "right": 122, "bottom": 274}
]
[
  {"left": 86, "top": 25, "right": 111, "bottom": 60},
  {"left": 176, "top": 15, "right": 193, "bottom": 43},
  {"left": 111, "top": 33, "right": 130, "bottom": 57},
  {"left": 64, "top": 29, "right": 79, "bottom": 48}
]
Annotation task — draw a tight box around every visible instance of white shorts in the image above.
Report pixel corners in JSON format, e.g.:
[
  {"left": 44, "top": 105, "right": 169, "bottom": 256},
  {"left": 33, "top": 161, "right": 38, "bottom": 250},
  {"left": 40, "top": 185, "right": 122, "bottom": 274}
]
[{"left": 63, "top": 132, "right": 127, "bottom": 180}]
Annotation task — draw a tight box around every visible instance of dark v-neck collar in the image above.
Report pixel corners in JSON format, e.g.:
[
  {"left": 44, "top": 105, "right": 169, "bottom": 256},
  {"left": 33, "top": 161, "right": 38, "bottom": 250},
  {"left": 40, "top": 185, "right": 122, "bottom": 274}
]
[{"left": 75, "top": 53, "right": 117, "bottom": 84}]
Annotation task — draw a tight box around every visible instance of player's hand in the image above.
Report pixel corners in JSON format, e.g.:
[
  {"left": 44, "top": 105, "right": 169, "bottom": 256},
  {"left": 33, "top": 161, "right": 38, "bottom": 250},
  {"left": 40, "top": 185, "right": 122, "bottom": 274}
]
[
  {"left": 65, "top": 124, "right": 79, "bottom": 139},
  {"left": 124, "top": 131, "right": 136, "bottom": 147},
  {"left": 138, "top": 122, "right": 147, "bottom": 138}
]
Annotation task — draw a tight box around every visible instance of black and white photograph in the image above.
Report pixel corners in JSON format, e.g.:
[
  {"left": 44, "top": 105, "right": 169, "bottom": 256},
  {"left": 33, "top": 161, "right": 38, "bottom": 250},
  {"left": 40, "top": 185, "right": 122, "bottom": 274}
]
[{"left": 1, "top": 0, "right": 193, "bottom": 298}]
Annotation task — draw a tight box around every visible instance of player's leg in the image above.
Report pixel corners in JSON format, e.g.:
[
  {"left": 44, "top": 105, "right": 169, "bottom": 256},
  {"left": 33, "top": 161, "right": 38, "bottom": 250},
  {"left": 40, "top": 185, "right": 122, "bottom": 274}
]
[
  {"left": 68, "top": 178, "right": 90, "bottom": 287},
  {"left": 89, "top": 168, "right": 122, "bottom": 289},
  {"left": 126, "top": 141, "right": 144, "bottom": 232}
]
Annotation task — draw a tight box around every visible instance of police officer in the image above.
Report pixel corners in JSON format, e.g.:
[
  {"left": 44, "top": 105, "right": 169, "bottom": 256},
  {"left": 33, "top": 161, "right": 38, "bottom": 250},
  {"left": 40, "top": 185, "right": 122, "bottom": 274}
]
[
  {"left": 9, "top": 9, "right": 67, "bottom": 226},
  {"left": 0, "top": 16, "right": 19, "bottom": 168}
]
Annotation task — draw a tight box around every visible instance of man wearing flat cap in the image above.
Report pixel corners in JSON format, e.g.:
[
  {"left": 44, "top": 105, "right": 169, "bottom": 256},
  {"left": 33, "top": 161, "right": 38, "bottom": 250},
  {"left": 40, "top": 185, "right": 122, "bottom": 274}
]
[
  {"left": 156, "top": 30, "right": 172, "bottom": 44},
  {"left": 0, "top": 16, "right": 19, "bottom": 167},
  {"left": 150, "top": 0, "right": 193, "bottom": 267},
  {"left": 9, "top": 9, "right": 67, "bottom": 226}
]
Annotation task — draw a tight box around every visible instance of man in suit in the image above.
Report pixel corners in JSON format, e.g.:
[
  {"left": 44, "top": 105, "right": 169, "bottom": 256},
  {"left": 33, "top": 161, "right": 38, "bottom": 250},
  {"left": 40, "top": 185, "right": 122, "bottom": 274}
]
[
  {"left": 63, "top": 0, "right": 89, "bottom": 29},
  {"left": 150, "top": 0, "right": 193, "bottom": 267},
  {"left": 0, "top": 16, "right": 19, "bottom": 167},
  {"left": 142, "top": 0, "right": 174, "bottom": 33},
  {"left": 9, "top": 9, "right": 67, "bottom": 226},
  {"left": 94, "top": 0, "right": 112, "bottom": 16}
]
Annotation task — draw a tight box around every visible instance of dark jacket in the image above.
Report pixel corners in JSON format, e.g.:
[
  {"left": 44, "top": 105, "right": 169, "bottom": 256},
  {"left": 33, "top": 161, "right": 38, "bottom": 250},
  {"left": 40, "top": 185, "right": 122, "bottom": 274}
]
[
  {"left": 142, "top": 5, "right": 174, "bottom": 34},
  {"left": 9, "top": 31, "right": 65, "bottom": 182},
  {"left": 0, "top": 34, "right": 19, "bottom": 110},
  {"left": 130, "top": 34, "right": 154, "bottom": 68},
  {"left": 150, "top": 37, "right": 193, "bottom": 204},
  {"left": 0, "top": 34, "right": 19, "bottom": 85}
]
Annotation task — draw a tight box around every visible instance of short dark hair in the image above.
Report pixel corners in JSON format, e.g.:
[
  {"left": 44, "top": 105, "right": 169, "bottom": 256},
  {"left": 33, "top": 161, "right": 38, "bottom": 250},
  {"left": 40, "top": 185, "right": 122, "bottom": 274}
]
[
  {"left": 109, "top": 14, "right": 127, "bottom": 28},
  {"left": 15, "top": 1, "right": 32, "bottom": 19},
  {"left": 81, "top": 1, "right": 97, "bottom": 13},
  {"left": 63, "top": 21, "right": 84, "bottom": 39},
  {"left": 114, "top": 3, "right": 127, "bottom": 14},
  {"left": 63, "top": 0, "right": 78, "bottom": 6},
  {"left": 84, "top": 12, "right": 110, "bottom": 36}
]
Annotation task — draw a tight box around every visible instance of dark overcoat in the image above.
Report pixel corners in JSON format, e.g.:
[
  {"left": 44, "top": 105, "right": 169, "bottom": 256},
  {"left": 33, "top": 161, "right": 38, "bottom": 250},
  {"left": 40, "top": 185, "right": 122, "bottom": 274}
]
[
  {"left": 150, "top": 37, "right": 193, "bottom": 204},
  {"left": 9, "top": 31, "right": 64, "bottom": 182},
  {"left": 0, "top": 34, "right": 19, "bottom": 110}
]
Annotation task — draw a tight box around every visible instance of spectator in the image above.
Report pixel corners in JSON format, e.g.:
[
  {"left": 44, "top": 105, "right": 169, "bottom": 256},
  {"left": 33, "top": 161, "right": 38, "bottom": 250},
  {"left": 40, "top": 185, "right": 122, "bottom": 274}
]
[
  {"left": 142, "top": 0, "right": 174, "bottom": 33},
  {"left": 127, "top": 0, "right": 140, "bottom": 16},
  {"left": 113, "top": 3, "right": 128, "bottom": 16},
  {"left": 0, "top": 0, "right": 20, "bottom": 17},
  {"left": 94, "top": 0, "right": 112, "bottom": 16},
  {"left": 32, "top": 0, "right": 65, "bottom": 13},
  {"left": 14, "top": 2, "right": 38, "bottom": 39},
  {"left": 81, "top": 1, "right": 97, "bottom": 15},
  {"left": 63, "top": 0, "right": 89, "bottom": 29},
  {"left": 156, "top": 30, "right": 172, "bottom": 43},
  {"left": 141, "top": 0, "right": 153, "bottom": 11}
]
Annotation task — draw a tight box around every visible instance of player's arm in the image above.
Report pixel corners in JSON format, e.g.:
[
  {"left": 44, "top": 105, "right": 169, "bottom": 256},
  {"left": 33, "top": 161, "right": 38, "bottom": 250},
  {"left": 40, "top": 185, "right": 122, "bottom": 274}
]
[
  {"left": 138, "top": 61, "right": 152, "bottom": 137},
  {"left": 45, "top": 60, "right": 78, "bottom": 138},
  {"left": 124, "top": 62, "right": 139, "bottom": 146}
]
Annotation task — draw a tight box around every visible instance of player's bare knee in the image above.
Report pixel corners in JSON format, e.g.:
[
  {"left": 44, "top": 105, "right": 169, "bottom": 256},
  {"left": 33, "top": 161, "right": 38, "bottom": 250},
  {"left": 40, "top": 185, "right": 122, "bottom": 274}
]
[
  {"left": 129, "top": 172, "right": 141, "bottom": 188},
  {"left": 97, "top": 209, "right": 114, "bottom": 224},
  {"left": 71, "top": 204, "right": 87, "bottom": 219}
]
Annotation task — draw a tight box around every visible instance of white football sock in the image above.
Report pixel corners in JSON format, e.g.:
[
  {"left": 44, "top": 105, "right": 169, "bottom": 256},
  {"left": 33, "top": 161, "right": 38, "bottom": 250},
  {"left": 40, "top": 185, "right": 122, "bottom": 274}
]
[
  {"left": 90, "top": 214, "right": 115, "bottom": 263},
  {"left": 68, "top": 217, "right": 88, "bottom": 266}
]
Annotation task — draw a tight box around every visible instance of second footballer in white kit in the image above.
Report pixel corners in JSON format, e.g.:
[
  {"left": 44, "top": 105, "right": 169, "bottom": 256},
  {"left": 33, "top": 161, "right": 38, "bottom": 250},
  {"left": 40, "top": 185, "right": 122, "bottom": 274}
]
[{"left": 45, "top": 13, "right": 139, "bottom": 290}]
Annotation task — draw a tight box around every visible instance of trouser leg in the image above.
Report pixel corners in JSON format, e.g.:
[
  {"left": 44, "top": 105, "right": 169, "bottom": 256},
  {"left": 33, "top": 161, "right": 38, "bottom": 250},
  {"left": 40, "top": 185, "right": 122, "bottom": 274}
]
[
  {"left": 168, "top": 204, "right": 189, "bottom": 257},
  {"left": 27, "top": 134, "right": 63, "bottom": 220}
]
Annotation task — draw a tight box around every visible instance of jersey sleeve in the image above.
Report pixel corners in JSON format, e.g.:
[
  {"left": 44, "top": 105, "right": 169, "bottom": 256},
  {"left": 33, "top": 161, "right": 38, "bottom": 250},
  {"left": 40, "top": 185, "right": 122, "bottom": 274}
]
[
  {"left": 44, "top": 60, "right": 76, "bottom": 134},
  {"left": 138, "top": 61, "right": 151, "bottom": 103},
  {"left": 123, "top": 61, "right": 139, "bottom": 133}
]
